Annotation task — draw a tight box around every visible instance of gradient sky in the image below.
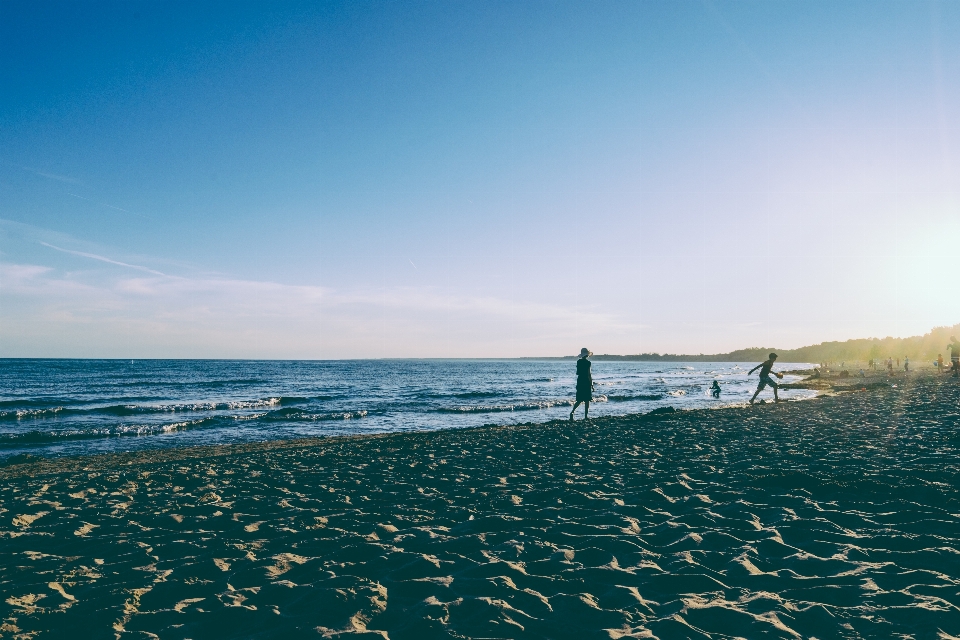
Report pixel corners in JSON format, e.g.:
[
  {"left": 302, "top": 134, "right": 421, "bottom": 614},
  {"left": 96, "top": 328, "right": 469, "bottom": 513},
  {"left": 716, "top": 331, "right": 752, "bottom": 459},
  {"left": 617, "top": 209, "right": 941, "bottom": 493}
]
[{"left": 2, "top": 1, "right": 959, "bottom": 358}]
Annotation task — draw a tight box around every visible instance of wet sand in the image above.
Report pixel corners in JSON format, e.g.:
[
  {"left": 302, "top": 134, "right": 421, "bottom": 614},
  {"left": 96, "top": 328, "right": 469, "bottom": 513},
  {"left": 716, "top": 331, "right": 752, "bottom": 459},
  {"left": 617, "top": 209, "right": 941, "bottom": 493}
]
[{"left": 2, "top": 370, "right": 959, "bottom": 639}]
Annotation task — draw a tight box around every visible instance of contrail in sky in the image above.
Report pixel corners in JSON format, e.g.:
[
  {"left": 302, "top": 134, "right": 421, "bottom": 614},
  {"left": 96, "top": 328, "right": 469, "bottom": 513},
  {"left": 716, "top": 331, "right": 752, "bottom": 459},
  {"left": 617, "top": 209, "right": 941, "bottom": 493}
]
[
  {"left": 69, "top": 193, "right": 144, "bottom": 217},
  {"left": 40, "top": 242, "right": 167, "bottom": 276}
]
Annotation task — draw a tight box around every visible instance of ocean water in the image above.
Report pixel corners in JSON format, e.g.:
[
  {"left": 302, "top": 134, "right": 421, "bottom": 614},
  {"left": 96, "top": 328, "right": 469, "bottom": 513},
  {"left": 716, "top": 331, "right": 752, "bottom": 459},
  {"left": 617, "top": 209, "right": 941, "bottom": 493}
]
[{"left": 0, "top": 359, "right": 815, "bottom": 459}]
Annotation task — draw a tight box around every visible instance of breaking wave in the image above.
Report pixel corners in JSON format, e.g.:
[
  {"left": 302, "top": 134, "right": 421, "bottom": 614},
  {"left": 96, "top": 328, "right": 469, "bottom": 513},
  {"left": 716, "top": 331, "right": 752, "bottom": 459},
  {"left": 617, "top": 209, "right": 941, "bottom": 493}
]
[
  {"left": 0, "top": 397, "right": 316, "bottom": 421},
  {"left": 0, "top": 417, "right": 220, "bottom": 445}
]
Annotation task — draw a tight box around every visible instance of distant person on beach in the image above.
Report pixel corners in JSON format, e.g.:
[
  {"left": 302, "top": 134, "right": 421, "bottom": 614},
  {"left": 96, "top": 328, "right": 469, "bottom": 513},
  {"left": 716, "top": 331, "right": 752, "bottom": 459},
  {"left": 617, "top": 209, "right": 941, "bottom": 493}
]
[
  {"left": 904, "top": 356, "right": 909, "bottom": 372},
  {"left": 748, "top": 353, "right": 783, "bottom": 404},
  {"left": 570, "top": 348, "right": 593, "bottom": 420},
  {"left": 938, "top": 354, "right": 945, "bottom": 373},
  {"left": 887, "top": 357, "right": 894, "bottom": 376},
  {"left": 711, "top": 380, "right": 721, "bottom": 398},
  {"left": 950, "top": 337, "right": 960, "bottom": 378}
]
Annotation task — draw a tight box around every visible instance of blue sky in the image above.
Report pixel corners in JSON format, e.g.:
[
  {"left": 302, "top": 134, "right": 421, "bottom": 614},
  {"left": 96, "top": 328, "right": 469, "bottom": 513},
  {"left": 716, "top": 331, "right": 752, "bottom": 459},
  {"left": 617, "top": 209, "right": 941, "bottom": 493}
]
[{"left": 2, "top": 1, "right": 959, "bottom": 358}]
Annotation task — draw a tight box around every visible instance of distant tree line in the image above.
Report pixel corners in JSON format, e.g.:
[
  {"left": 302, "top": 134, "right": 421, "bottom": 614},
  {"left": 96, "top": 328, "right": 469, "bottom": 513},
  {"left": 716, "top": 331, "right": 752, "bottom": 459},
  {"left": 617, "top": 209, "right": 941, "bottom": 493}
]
[{"left": 560, "top": 323, "right": 960, "bottom": 364}]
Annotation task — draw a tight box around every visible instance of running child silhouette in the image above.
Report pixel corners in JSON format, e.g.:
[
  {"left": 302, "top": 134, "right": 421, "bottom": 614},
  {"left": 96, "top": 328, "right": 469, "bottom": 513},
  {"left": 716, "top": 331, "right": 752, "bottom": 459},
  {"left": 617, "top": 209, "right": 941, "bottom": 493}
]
[{"left": 748, "top": 353, "right": 783, "bottom": 404}]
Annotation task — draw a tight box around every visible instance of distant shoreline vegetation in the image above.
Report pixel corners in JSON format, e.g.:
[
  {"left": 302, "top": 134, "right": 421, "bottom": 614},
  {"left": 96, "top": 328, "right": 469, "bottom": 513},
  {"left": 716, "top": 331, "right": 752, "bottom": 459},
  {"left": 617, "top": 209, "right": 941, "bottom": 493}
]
[{"left": 552, "top": 323, "right": 960, "bottom": 363}]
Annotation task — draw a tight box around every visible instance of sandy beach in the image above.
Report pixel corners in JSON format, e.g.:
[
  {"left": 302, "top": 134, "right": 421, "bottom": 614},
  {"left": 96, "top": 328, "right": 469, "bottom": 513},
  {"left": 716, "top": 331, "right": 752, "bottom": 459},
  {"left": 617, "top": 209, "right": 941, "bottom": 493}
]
[{"left": 2, "top": 369, "right": 958, "bottom": 639}]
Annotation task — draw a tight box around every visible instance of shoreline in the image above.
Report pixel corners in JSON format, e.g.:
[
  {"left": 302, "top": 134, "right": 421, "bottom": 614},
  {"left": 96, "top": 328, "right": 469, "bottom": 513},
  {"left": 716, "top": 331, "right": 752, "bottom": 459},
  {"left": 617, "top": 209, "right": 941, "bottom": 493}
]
[
  {"left": 0, "top": 367, "right": 899, "bottom": 479},
  {"left": 0, "top": 360, "right": 819, "bottom": 463},
  {"left": 2, "top": 368, "right": 956, "bottom": 638}
]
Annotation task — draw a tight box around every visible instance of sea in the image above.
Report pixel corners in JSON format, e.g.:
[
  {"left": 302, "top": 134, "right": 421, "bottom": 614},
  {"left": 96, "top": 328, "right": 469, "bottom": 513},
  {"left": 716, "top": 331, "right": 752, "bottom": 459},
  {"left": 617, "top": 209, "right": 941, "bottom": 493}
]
[{"left": 0, "top": 359, "right": 816, "bottom": 460}]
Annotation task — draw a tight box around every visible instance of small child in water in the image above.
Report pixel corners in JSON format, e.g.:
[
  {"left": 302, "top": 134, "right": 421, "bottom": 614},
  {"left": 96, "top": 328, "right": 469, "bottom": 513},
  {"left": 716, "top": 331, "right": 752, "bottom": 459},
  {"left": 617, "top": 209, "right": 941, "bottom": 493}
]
[{"left": 710, "top": 381, "right": 721, "bottom": 398}]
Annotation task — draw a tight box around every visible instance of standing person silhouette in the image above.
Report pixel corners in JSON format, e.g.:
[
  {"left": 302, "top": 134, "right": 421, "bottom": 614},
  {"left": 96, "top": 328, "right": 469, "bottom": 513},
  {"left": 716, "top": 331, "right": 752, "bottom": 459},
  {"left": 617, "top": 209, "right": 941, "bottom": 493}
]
[
  {"left": 570, "top": 348, "right": 593, "bottom": 420},
  {"left": 748, "top": 353, "right": 783, "bottom": 404},
  {"left": 949, "top": 337, "right": 960, "bottom": 378}
]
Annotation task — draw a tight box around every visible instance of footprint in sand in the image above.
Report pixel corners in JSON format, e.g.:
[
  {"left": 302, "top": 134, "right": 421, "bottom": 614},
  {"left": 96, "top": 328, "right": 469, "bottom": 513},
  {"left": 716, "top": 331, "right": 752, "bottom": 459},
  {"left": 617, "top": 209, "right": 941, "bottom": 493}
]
[
  {"left": 6, "top": 593, "right": 46, "bottom": 614},
  {"left": 174, "top": 597, "right": 205, "bottom": 613},
  {"left": 13, "top": 512, "right": 48, "bottom": 528},
  {"left": 47, "top": 583, "right": 76, "bottom": 606}
]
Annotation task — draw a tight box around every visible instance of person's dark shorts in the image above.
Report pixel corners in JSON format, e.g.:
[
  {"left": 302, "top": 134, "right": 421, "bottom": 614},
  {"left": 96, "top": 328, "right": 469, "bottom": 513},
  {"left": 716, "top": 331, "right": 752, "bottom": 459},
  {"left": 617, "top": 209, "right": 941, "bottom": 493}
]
[
  {"left": 758, "top": 374, "right": 778, "bottom": 390},
  {"left": 576, "top": 385, "right": 592, "bottom": 402}
]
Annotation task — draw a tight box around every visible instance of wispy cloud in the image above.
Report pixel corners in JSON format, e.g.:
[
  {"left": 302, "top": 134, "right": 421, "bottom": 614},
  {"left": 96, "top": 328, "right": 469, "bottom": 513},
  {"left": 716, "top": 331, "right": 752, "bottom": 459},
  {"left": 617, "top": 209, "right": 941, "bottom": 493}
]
[
  {"left": 2, "top": 219, "right": 638, "bottom": 357},
  {"left": 0, "top": 259, "right": 637, "bottom": 358}
]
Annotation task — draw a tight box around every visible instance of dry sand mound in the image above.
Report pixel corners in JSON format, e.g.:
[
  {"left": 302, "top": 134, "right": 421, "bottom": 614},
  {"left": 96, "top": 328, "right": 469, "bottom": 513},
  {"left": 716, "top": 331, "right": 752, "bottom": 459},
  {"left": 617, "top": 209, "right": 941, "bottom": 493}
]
[{"left": 1, "top": 373, "right": 958, "bottom": 639}]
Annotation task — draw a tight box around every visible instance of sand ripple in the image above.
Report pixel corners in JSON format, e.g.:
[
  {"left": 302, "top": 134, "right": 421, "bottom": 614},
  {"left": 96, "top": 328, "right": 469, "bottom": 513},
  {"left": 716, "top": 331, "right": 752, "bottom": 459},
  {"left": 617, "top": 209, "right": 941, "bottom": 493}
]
[{"left": 1, "top": 374, "right": 958, "bottom": 638}]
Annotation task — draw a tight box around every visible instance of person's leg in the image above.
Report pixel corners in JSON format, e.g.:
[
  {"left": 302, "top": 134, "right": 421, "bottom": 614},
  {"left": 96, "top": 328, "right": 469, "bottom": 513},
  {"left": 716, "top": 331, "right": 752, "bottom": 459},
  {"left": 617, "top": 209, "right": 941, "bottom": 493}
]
[
  {"left": 584, "top": 401, "right": 590, "bottom": 419},
  {"left": 570, "top": 401, "right": 581, "bottom": 420},
  {"left": 749, "top": 386, "right": 762, "bottom": 404},
  {"left": 773, "top": 383, "right": 780, "bottom": 402}
]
